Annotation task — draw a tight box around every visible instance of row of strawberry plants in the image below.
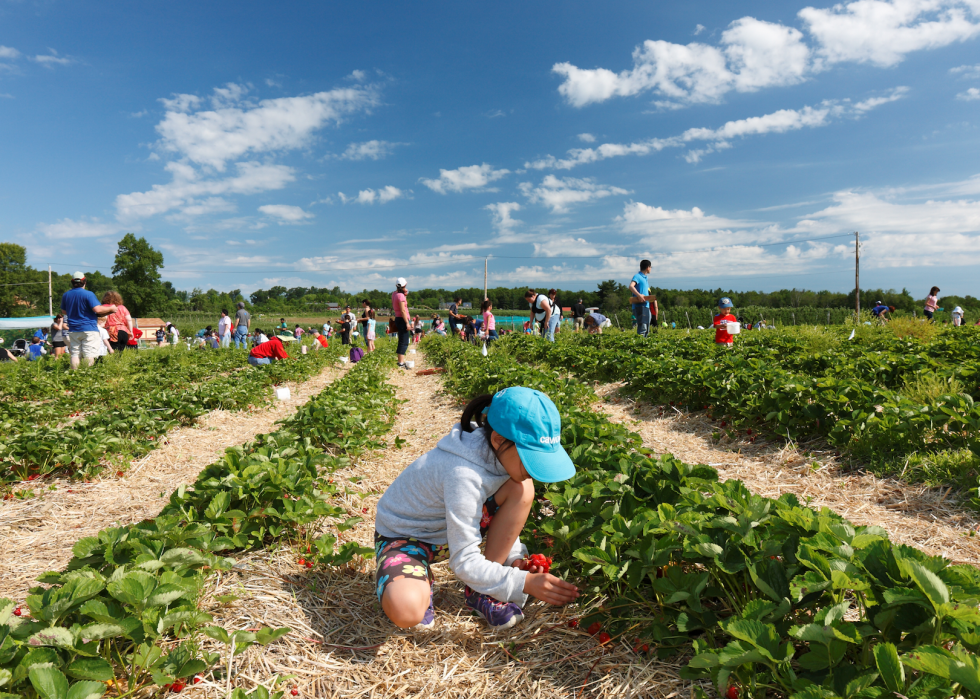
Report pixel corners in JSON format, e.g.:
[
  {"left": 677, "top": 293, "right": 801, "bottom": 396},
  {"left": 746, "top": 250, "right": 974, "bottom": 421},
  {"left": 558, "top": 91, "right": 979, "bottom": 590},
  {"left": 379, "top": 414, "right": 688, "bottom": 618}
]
[
  {"left": 0, "top": 345, "right": 397, "bottom": 699},
  {"left": 497, "top": 331, "right": 980, "bottom": 482},
  {"left": 423, "top": 335, "right": 980, "bottom": 699},
  {"left": 0, "top": 344, "right": 345, "bottom": 485}
]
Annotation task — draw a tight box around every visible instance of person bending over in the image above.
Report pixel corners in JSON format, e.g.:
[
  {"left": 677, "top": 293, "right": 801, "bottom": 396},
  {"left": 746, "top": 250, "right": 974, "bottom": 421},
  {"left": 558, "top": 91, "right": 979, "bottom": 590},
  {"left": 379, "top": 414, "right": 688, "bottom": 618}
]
[{"left": 248, "top": 334, "right": 289, "bottom": 366}]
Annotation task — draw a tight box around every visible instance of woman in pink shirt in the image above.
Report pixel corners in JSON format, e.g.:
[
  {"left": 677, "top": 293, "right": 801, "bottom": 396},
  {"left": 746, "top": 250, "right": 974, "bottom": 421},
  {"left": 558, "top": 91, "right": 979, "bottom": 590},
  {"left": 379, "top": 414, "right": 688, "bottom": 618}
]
[
  {"left": 923, "top": 286, "right": 940, "bottom": 321},
  {"left": 102, "top": 290, "right": 135, "bottom": 351},
  {"left": 391, "top": 277, "right": 411, "bottom": 368},
  {"left": 481, "top": 299, "right": 498, "bottom": 343}
]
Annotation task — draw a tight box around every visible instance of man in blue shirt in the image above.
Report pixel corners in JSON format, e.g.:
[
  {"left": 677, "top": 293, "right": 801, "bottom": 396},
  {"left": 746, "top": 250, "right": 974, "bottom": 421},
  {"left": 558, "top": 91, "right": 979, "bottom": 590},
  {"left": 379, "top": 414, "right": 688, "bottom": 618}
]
[
  {"left": 60, "top": 271, "right": 117, "bottom": 369},
  {"left": 628, "top": 259, "right": 657, "bottom": 337},
  {"left": 33, "top": 328, "right": 48, "bottom": 343}
]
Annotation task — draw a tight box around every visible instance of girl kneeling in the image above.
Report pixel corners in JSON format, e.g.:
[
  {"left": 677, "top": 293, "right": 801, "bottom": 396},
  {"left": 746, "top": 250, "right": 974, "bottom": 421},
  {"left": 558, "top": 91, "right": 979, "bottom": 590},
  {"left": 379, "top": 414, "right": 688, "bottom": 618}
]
[{"left": 374, "top": 387, "right": 579, "bottom": 630}]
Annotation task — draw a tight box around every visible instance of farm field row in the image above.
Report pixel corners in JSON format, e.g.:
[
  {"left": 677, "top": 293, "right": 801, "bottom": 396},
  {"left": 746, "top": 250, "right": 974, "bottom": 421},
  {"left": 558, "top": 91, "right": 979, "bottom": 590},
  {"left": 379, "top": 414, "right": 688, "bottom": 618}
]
[
  {"left": 501, "top": 326, "right": 980, "bottom": 493},
  {"left": 0, "top": 346, "right": 398, "bottom": 699},
  {"left": 0, "top": 342, "right": 344, "bottom": 487},
  {"left": 424, "top": 333, "right": 980, "bottom": 699}
]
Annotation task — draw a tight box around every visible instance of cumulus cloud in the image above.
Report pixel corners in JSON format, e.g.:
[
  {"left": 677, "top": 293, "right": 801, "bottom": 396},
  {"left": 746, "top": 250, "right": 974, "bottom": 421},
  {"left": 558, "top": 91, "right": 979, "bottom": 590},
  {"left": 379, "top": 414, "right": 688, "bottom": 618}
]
[
  {"left": 341, "top": 139, "right": 398, "bottom": 160},
  {"left": 338, "top": 186, "right": 408, "bottom": 204},
  {"left": 485, "top": 202, "right": 522, "bottom": 233},
  {"left": 156, "top": 82, "right": 380, "bottom": 169},
  {"left": 528, "top": 88, "right": 907, "bottom": 169},
  {"left": 951, "top": 63, "right": 980, "bottom": 78},
  {"left": 554, "top": 1, "right": 979, "bottom": 107},
  {"left": 419, "top": 163, "right": 510, "bottom": 194},
  {"left": 37, "top": 217, "right": 124, "bottom": 239},
  {"left": 617, "top": 202, "right": 758, "bottom": 236},
  {"left": 258, "top": 204, "right": 314, "bottom": 223},
  {"left": 577, "top": 133, "right": 596, "bottom": 142},
  {"left": 519, "top": 175, "right": 630, "bottom": 213},
  {"left": 957, "top": 87, "right": 980, "bottom": 100}
]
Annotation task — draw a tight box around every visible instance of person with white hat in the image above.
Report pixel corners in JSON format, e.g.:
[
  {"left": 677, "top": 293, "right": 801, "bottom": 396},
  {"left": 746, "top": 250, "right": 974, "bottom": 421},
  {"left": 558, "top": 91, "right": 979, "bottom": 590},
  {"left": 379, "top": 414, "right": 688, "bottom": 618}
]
[
  {"left": 59, "top": 271, "right": 118, "bottom": 369},
  {"left": 952, "top": 306, "right": 964, "bottom": 327},
  {"left": 392, "top": 277, "right": 411, "bottom": 368}
]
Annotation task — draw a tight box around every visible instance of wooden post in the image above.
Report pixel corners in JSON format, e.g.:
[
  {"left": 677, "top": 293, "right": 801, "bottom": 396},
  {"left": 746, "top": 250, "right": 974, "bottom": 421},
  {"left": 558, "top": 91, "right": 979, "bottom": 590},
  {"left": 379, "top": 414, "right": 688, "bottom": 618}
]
[
  {"left": 685, "top": 311, "right": 691, "bottom": 329},
  {"left": 484, "top": 258, "right": 488, "bottom": 301},
  {"left": 48, "top": 265, "right": 53, "bottom": 316},
  {"left": 854, "top": 231, "right": 860, "bottom": 319}
]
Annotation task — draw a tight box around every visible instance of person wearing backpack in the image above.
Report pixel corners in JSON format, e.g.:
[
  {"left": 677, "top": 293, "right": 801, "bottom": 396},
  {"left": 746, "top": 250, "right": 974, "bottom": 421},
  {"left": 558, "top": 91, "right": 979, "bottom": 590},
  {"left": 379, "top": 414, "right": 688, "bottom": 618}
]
[{"left": 523, "top": 289, "right": 551, "bottom": 339}]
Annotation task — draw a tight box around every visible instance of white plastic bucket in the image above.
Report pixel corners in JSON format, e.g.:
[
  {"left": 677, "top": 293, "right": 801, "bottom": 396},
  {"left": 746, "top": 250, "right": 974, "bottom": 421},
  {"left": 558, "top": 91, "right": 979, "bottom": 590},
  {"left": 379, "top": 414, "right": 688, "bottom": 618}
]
[
  {"left": 301, "top": 344, "right": 308, "bottom": 355},
  {"left": 405, "top": 360, "right": 415, "bottom": 369},
  {"left": 727, "top": 322, "right": 741, "bottom": 334},
  {"left": 275, "top": 387, "right": 291, "bottom": 400},
  {"left": 339, "top": 356, "right": 349, "bottom": 363},
  {"left": 408, "top": 349, "right": 416, "bottom": 354}
]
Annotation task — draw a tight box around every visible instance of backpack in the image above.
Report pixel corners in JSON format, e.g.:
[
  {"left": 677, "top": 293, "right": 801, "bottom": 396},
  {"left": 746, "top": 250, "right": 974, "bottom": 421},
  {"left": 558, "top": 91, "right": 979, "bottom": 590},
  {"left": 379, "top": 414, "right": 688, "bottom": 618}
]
[{"left": 349, "top": 346, "right": 364, "bottom": 363}]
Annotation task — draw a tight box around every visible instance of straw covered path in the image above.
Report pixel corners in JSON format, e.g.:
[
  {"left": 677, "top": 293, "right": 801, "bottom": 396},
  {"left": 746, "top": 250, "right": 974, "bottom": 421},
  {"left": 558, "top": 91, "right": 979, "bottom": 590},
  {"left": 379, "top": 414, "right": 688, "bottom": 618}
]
[
  {"left": 593, "top": 381, "right": 980, "bottom": 568},
  {"left": 0, "top": 362, "right": 347, "bottom": 602},
  {"left": 192, "top": 354, "right": 692, "bottom": 699}
]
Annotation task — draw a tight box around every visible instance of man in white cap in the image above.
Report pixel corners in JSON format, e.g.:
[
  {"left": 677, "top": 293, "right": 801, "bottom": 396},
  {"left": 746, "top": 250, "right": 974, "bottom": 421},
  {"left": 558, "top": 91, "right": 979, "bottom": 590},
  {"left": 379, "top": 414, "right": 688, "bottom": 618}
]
[
  {"left": 392, "top": 277, "right": 411, "bottom": 368},
  {"left": 60, "top": 271, "right": 117, "bottom": 369}
]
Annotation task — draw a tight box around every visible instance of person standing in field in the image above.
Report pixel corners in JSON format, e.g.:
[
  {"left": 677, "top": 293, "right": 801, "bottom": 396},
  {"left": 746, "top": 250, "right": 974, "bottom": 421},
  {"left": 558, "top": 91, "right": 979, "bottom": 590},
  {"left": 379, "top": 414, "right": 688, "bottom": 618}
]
[
  {"left": 339, "top": 305, "right": 354, "bottom": 345},
  {"left": 923, "top": 287, "right": 940, "bottom": 321},
  {"left": 365, "top": 309, "right": 377, "bottom": 352},
  {"left": 234, "top": 302, "right": 250, "bottom": 349},
  {"left": 481, "top": 299, "right": 498, "bottom": 343},
  {"left": 447, "top": 296, "right": 464, "bottom": 336},
  {"left": 392, "top": 278, "right": 412, "bottom": 368},
  {"left": 545, "top": 290, "right": 561, "bottom": 341},
  {"left": 360, "top": 300, "right": 372, "bottom": 340},
  {"left": 713, "top": 297, "right": 737, "bottom": 346},
  {"left": 571, "top": 298, "right": 585, "bottom": 332},
  {"left": 50, "top": 314, "right": 68, "bottom": 357},
  {"left": 524, "top": 289, "right": 551, "bottom": 338},
  {"left": 628, "top": 259, "right": 657, "bottom": 337},
  {"left": 952, "top": 306, "right": 964, "bottom": 327},
  {"left": 60, "top": 271, "right": 117, "bottom": 370},
  {"left": 102, "top": 291, "right": 135, "bottom": 352},
  {"left": 218, "top": 309, "right": 232, "bottom": 348}
]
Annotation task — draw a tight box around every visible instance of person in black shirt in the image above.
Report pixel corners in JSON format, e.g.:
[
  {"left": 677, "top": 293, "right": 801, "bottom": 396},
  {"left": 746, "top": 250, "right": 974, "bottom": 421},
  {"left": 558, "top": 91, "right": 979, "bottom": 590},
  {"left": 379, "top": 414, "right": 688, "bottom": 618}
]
[{"left": 571, "top": 299, "right": 586, "bottom": 332}]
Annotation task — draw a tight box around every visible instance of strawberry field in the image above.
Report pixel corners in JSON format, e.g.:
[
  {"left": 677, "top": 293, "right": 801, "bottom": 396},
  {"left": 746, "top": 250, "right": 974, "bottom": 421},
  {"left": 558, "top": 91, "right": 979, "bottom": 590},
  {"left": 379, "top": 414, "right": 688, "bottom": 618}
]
[{"left": 423, "top": 330, "right": 980, "bottom": 699}]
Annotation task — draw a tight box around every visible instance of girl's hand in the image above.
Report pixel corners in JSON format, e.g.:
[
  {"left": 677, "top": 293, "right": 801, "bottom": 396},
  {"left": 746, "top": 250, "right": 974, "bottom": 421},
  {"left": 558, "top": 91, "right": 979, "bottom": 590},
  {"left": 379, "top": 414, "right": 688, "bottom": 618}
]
[{"left": 522, "top": 572, "right": 579, "bottom": 606}]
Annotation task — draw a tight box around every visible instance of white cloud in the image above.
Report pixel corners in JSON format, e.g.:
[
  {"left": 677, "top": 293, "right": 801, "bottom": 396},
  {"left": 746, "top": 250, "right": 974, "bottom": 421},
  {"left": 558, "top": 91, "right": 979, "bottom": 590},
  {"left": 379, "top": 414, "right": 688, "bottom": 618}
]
[
  {"left": 420, "top": 163, "right": 510, "bottom": 194},
  {"left": 155, "top": 82, "right": 380, "bottom": 169},
  {"left": 173, "top": 197, "right": 236, "bottom": 219},
  {"left": 115, "top": 161, "right": 295, "bottom": 221},
  {"left": 258, "top": 204, "right": 314, "bottom": 223},
  {"left": 519, "top": 175, "right": 631, "bottom": 213},
  {"left": 0, "top": 46, "right": 20, "bottom": 59},
  {"left": 577, "top": 133, "right": 596, "bottom": 142},
  {"left": 338, "top": 186, "right": 408, "bottom": 204},
  {"left": 951, "top": 63, "right": 980, "bottom": 78},
  {"left": 957, "top": 87, "right": 980, "bottom": 100},
  {"left": 32, "top": 49, "right": 72, "bottom": 67},
  {"left": 341, "top": 139, "right": 397, "bottom": 160},
  {"left": 800, "top": 0, "right": 980, "bottom": 68},
  {"left": 618, "top": 202, "right": 758, "bottom": 236},
  {"left": 38, "top": 217, "right": 124, "bottom": 239},
  {"left": 485, "top": 202, "right": 522, "bottom": 232},
  {"left": 694, "top": 24, "right": 706, "bottom": 35},
  {"left": 528, "top": 88, "right": 907, "bottom": 169},
  {"left": 555, "top": 2, "right": 979, "bottom": 107}
]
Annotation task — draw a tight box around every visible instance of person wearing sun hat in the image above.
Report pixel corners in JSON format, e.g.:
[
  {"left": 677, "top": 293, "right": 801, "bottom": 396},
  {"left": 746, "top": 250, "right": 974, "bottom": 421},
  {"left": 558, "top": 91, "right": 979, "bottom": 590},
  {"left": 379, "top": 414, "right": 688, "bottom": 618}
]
[
  {"left": 391, "top": 276, "right": 412, "bottom": 368},
  {"left": 713, "top": 296, "right": 737, "bottom": 346},
  {"left": 374, "top": 386, "right": 579, "bottom": 632}
]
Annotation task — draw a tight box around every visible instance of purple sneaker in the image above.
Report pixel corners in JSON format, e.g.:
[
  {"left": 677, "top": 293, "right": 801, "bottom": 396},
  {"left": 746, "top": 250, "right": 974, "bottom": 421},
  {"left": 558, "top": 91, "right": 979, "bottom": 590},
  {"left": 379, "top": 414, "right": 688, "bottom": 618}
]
[
  {"left": 416, "top": 589, "right": 435, "bottom": 630},
  {"left": 464, "top": 586, "right": 524, "bottom": 630}
]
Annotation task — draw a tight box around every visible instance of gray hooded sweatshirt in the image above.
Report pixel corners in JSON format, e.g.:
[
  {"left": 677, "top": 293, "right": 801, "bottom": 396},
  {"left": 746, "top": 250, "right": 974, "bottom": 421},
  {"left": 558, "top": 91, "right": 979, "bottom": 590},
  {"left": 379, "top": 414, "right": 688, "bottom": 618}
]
[{"left": 375, "top": 424, "right": 529, "bottom": 604}]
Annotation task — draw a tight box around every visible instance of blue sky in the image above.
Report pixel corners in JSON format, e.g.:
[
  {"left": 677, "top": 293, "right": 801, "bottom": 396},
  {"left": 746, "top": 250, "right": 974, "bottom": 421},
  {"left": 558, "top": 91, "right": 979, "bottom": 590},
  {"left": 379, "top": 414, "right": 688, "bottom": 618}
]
[{"left": 2, "top": 0, "right": 979, "bottom": 298}]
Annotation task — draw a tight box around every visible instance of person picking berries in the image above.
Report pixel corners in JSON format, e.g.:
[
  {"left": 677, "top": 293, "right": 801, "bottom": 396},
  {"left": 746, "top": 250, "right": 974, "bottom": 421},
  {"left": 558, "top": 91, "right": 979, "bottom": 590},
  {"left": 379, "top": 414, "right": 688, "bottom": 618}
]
[
  {"left": 374, "top": 387, "right": 580, "bottom": 631},
  {"left": 713, "top": 297, "right": 738, "bottom": 347}
]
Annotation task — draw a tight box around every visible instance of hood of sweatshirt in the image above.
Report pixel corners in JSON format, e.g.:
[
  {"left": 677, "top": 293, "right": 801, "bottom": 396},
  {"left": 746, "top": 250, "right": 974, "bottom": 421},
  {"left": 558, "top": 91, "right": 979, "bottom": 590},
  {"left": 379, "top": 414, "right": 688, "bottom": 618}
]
[{"left": 434, "top": 424, "right": 509, "bottom": 479}]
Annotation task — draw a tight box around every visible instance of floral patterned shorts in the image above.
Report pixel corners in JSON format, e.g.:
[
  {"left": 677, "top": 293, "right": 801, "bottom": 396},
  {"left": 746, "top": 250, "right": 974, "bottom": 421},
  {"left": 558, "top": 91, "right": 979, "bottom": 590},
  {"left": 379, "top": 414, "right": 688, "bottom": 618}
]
[{"left": 374, "top": 495, "right": 499, "bottom": 602}]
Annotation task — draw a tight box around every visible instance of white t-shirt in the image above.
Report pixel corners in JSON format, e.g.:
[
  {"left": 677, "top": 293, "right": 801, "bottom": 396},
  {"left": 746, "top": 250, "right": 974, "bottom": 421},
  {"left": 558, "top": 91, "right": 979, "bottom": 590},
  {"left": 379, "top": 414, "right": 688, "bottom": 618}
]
[
  {"left": 258, "top": 333, "right": 269, "bottom": 344},
  {"left": 218, "top": 316, "right": 231, "bottom": 336},
  {"left": 98, "top": 327, "right": 110, "bottom": 357}
]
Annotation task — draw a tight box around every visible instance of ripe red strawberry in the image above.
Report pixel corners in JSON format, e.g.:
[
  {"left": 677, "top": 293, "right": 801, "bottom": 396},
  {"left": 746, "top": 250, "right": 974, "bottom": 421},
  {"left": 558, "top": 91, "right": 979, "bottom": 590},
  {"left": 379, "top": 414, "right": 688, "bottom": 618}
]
[
  {"left": 116, "top": 471, "right": 124, "bottom": 478},
  {"left": 598, "top": 632, "right": 611, "bottom": 644},
  {"left": 305, "top": 562, "right": 313, "bottom": 569},
  {"left": 726, "top": 686, "right": 739, "bottom": 699},
  {"left": 170, "top": 681, "right": 185, "bottom": 693},
  {"left": 148, "top": 436, "right": 155, "bottom": 440},
  {"left": 362, "top": 507, "right": 368, "bottom": 513},
  {"left": 587, "top": 622, "right": 601, "bottom": 635},
  {"left": 527, "top": 553, "right": 552, "bottom": 573},
  {"left": 193, "top": 677, "right": 202, "bottom": 684},
  {"left": 13, "top": 607, "right": 22, "bottom": 616},
  {"left": 297, "top": 558, "right": 306, "bottom": 566},
  {"left": 746, "top": 429, "right": 753, "bottom": 435},
  {"left": 290, "top": 690, "right": 299, "bottom": 696},
  {"left": 720, "top": 420, "right": 727, "bottom": 427},
  {"left": 26, "top": 475, "right": 39, "bottom": 482},
  {"left": 567, "top": 619, "right": 579, "bottom": 628}
]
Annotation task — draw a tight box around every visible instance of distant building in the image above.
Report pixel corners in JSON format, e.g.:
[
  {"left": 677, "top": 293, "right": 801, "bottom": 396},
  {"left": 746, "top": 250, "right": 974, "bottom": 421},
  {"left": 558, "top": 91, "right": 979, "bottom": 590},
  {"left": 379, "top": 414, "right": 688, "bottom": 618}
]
[
  {"left": 461, "top": 302, "right": 473, "bottom": 309},
  {"left": 326, "top": 302, "right": 340, "bottom": 310}
]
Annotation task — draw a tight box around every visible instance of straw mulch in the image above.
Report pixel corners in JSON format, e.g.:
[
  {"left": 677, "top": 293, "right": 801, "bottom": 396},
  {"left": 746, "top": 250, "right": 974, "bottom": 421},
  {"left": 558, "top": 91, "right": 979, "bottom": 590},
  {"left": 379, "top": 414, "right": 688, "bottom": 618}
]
[
  {"left": 0, "top": 363, "right": 347, "bottom": 601},
  {"left": 188, "top": 353, "right": 698, "bottom": 699},
  {"left": 593, "top": 382, "right": 980, "bottom": 569}
]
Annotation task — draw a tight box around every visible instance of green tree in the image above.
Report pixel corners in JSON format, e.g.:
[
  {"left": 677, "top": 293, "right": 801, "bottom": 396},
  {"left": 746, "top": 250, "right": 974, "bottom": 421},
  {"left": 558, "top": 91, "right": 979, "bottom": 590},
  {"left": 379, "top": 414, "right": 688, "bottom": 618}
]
[
  {"left": 111, "top": 233, "right": 166, "bottom": 316},
  {"left": 0, "top": 242, "right": 29, "bottom": 317}
]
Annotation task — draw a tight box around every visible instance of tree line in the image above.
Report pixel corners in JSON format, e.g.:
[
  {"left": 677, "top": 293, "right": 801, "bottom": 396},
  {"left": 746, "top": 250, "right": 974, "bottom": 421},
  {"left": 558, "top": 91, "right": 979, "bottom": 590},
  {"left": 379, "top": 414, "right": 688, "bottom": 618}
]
[{"left": 2, "top": 237, "right": 977, "bottom": 320}]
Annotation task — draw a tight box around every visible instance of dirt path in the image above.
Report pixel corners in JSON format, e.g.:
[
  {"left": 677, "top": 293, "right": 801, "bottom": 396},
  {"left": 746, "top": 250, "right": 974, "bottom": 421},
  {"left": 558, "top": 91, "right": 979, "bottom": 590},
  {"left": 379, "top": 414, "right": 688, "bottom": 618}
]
[
  {"left": 593, "top": 381, "right": 980, "bottom": 568},
  {"left": 195, "top": 355, "right": 691, "bottom": 699},
  {"left": 0, "top": 362, "right": 347, "bottom": 601}
]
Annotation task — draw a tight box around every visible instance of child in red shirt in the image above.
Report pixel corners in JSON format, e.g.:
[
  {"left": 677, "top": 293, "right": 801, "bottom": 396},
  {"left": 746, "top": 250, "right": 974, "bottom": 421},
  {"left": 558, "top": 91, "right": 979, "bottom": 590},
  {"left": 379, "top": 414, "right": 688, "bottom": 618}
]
[
  {"left": 248, "top": 335, "right": 290, "bottom": 366},
  {"left": 713, "top": 297, "right": 737, "bottom": 345}
]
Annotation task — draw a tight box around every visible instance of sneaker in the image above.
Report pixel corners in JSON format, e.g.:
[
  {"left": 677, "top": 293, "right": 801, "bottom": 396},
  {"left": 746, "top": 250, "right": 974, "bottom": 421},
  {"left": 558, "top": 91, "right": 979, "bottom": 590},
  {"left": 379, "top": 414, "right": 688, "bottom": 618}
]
[
  {"left": 397, "top": 362, "right": 408, "bottom": 369},
  {"left": 415, "top": 590, "right": 435, "bottom": 631},
  {"left": 464, "top": 586, "right": 524, "bottom": 630}
]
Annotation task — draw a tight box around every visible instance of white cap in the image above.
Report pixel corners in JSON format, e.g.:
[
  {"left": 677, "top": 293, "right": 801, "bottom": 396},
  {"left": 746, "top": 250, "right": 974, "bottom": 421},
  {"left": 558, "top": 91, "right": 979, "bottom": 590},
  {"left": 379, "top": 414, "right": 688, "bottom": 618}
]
[
  {"left": 72, "top": 271, "right": 85, "bottom": 281},
  {"left": 396, "top": 277, "right": 408, "bottom": 288}
]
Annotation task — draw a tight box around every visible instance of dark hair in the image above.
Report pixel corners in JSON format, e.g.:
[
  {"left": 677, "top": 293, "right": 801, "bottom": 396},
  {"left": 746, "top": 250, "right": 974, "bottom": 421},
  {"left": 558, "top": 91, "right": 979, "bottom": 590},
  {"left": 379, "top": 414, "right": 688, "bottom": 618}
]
[
  {"left": 481, "top": 299, "right": 492, "bottom": 312},
  {"left": 548, "top": 288, "right": 557, "bottom": 296},
  {"left": 640, "top": 259, "right": 652, "bottom": 271},
  {"left": 254, "top": 328, "right": 263, "bottom": 335},
  {"left": 368, "top": 309, "right": 376, "bottom": 319},
  {"left": 460, "top": 393, "right": 515, "bottom": 458},
  {"left": 930, "top": 286, "right": 940, "bottom": 295},
  {"left": 221, "top": 309, "right": 228, "bottom": 315},
  {"left": 454, "top": 295, "right": 462, "bottom": 302},
  {"left": 524, "top": 288, "right": 536, "bottom": 299},
  {"left": 362, "top": 299, "right": 371, "bottom": 305}
]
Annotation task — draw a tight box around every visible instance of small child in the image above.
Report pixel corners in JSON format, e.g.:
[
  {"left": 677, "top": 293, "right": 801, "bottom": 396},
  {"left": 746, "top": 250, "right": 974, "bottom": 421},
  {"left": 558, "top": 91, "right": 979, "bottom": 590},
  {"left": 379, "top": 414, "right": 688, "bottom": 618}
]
[
  {"left": 375, "top": 387, "right": 580, "bottom": 630},
  {"left": 27, "top": 337, "right": 46, "bottom": 361},
  {"left": 365, "top": 309, "right": 377, "bottom": 352},
  {"left": 713, "top": 297, "right": 737, "bottom": 346},
  {"left": 481, "top": 299, "right": 497, "bottom": 343}
]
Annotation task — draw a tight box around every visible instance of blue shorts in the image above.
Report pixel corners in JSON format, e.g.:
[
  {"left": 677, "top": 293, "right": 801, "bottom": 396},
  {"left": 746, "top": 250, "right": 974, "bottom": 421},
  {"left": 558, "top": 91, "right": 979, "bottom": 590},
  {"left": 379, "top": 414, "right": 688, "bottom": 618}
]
[{"left": 248, "top": 356, "right": 272, "bottom": 366}]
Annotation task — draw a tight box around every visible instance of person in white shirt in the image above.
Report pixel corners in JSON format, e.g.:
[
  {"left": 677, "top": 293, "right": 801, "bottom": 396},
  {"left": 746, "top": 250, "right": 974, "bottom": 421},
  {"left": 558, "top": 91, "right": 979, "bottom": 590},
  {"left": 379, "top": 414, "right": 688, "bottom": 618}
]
[
  {"left": 218, "top": 309, "right": 232, "bottom": 348},
  {"left": 952, "top": 306, "right": 964, "bottom": 327}
]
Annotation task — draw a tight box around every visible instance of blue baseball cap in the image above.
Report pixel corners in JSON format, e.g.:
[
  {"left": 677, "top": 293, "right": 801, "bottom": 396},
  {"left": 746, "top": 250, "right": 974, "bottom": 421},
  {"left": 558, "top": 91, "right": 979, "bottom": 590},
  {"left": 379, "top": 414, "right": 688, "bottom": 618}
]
[
  {"left": 485, "top": 387, "right": 575, "bottom": 483},
  {"left": 719, "top": 297, "right": 733, "bottom": 308}
]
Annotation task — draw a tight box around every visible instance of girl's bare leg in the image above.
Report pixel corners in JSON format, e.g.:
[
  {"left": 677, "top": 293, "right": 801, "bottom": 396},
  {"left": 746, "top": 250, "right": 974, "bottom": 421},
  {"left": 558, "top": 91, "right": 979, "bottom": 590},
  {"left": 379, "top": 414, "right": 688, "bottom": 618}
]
[
  {"left": 381, "top": 577, "right": 430, "bottom": 628},
  {"left": 484, "top": 478, "right": 534, "bottom": 564}
]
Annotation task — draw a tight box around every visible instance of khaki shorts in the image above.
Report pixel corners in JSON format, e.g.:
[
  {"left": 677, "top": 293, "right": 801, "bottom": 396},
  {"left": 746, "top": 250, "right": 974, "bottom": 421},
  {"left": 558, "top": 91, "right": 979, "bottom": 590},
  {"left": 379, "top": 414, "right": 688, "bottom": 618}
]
[
  {"left": 69, "top": 331, "right": 103, "bottom": 358},
  {"left": 574, "top": 317, "right": 584, "bottom": 329}
]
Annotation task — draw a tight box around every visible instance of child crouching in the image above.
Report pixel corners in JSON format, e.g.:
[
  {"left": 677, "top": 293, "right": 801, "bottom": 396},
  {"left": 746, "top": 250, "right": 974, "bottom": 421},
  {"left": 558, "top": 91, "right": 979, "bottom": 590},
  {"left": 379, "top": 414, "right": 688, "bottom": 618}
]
[{"left": 374, "top": 387, "right": 579, "bottom": 630}]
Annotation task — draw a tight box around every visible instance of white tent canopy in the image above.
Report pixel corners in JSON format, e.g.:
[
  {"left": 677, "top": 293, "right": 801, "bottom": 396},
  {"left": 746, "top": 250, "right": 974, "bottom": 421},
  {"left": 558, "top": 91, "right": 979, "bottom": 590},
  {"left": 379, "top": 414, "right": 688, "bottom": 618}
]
[{"left": 0, "top": 315, "right": 55, "bottom": 331}]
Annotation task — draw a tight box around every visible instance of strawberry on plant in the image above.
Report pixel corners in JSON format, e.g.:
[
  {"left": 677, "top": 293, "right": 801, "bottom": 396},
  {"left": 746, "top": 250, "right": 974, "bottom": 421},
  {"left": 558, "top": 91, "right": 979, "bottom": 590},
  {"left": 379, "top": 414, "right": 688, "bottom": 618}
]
[
  {"left": 291, "top": 690, "right": 299, "bottom": 696},
  {"left": 567, "top": 619, "right": 578, "bottom": 628},
  {"left": 297, "top": 558, "right": 306, "bottom": 566},
  {"left": 726, "top": 685, "right": 739, "bottom": 699},
  {"left": 598, "top": 632, "right": 611, "bottom": 645},
  {"left": 13, "top": 607, "right": 21, "bottom": 616},
  {"left": 193, "top": 677, "right": 202, "bottom": 684},
  {"left": 587, "top": 622, "right": 601, "bottom": 635}
]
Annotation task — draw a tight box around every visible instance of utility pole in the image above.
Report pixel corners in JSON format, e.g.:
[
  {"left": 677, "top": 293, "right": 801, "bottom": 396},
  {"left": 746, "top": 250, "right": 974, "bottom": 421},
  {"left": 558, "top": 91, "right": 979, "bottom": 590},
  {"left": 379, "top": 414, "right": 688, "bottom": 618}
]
[
  {"left": 484, "top": 257, "right": 488, "bottom": 301},
  {"left": 854, "top": 231, "right": 860, "bottom": 319},
  {"left": 48, "top": 265, "right": 52, "bottom": 316}
]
